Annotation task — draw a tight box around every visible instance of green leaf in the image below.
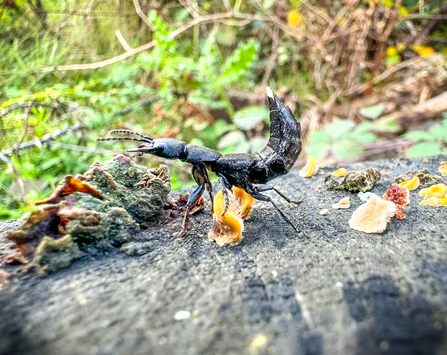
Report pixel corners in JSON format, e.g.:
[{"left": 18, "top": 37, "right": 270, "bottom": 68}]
[
  {"left": 218, "top": 130, "right": 247, "bottom": 149},
  {"left": 216, "top": 28, "right": 237, "bottom": 47},
  {"left": 429, "top": 124, "right": 447, "bottom": 141},
  {"left": 352, "top": 121, "right": 375, "bottom": 134},
  {"left": 309, "top": 130, "right": 331, "bottom": 144},
  {"left": 355, "top": 132, "right": 378, "bottom": 143},
  {"left": 233, "top": 106, "right": 269, "bottom": 131},
  {"left": 263, "top": 0, "right": 276, "bottom": 9},
  {"left": 332, "top": 139, "right": 363, "bottom": 160},
  {"left": 325, "top": 120, "right": 356, "bottom": 140},
  {"left": 386, "top": 54, "right": 401, "bottom": 67},
  {"left": 350, "top": 122, "right": 377, "bottom": 143},
  {"left": 402, "top": 130, "right": 435, "bottom": 142},
  {"left": 375, "top": 116, "right": 400, "bottom": 132},
  {"left": 307, "top": 141, "right": 330, "bottom": 161},
  {"left": 406, "top": 142, "right": 440, "bottom": 157},
  {"left": 218, "top": 40, "right": 259, "bottom": 87},
  {"left": 359, "top": 103, "right": 385, "bottom": 119},
  {"left": 249, "top": 136, "right": 268, "bottom": 153}
]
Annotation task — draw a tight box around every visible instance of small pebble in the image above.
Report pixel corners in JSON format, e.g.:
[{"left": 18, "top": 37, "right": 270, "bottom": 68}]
[
  {"left": 335, "top": 282, "right": 343, "bottom": 288},
  {"left": 271, "top": 270, "right": 278, "bottom": 277},
  {"left": 174, "top": 310, "right": 191, "bottom": 320},
  {"left": 319, "top": 209, "right": 329, "bottom": 215},
  {"left": 380, "top": 341, "right": 389, "bottom": 351}
]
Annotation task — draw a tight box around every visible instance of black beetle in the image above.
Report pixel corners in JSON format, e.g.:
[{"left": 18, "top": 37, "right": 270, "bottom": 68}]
[{"left": 99, "top": 87, "right": 302, "bottom": 237}]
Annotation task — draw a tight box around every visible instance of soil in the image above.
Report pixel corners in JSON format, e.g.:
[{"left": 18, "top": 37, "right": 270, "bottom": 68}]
[{"left": 0, "top": 156, "right": 446, "bottom": 355}]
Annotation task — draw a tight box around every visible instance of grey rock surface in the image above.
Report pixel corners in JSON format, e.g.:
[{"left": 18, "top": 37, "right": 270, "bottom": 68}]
[{"left": 0, "top": 156, "right": 446, "bottom": 355}]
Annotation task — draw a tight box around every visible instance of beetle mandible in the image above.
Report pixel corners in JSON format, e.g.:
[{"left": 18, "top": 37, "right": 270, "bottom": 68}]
[{"left": 98, "top": 87, "right": 302, "bottom": 237}]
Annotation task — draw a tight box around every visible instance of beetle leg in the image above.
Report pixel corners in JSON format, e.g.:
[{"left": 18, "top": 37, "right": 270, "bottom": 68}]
[
  {"left": 175, "top": 163, "right": 212, "bottom": 238},
  {"left": 217, "top": 174, "right": 232, "bottom": 217},
  {"left": 175, "top": 182, "right": 205, "bottom": 238},
  {"left": 206, "top": 182, "right": 214, "bottom": 214},
  {"left": 193, "top": 163, "right": 214, "bottom": 214},
  {"left": 256, "top": 184, "right": 303, "bottom": 205},
  {"left": 247, "top": 187, "right": 299, "bottom": 233}
]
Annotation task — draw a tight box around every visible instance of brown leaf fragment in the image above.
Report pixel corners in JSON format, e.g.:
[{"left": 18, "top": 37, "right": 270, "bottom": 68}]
[
  {"left": 2, "top": 252, "right": 29, "bottom": 265},
  {"left": 35, "top": 176, "right": 106, "bottom": 205},
  {"left": 7, "top": 206, "right": 60, "bottom": 257}
]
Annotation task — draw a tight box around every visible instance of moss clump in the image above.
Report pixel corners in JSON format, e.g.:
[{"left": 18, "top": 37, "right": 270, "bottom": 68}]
[
  {"left": 325, "top": 168, "right": 381, "bottom": 192},
  {"left": 34, "top": 235, "right": 83, "bottom": 273},
  {"left": 394, "top": 169, "right": 443, "bottom": 188},
  {"left": 7, "top": 155, "right": 171, "bottom": 273}
]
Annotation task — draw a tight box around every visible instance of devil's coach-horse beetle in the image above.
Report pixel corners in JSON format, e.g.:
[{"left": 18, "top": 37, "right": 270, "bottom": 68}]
[{"left": 98, "top": 87, "right": 303, "bottom": 238}]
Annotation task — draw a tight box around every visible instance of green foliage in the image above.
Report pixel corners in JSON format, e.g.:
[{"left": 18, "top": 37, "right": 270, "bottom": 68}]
[
  {"left": 1, "top": 0, "right": 446, "bottom": 220},
  {"left": 0, "top": 3, "right": 264, "bottom": 220},
  {"left": 307, "top": 121, "right": 378, "bottom": 161},
  {"left": 217, "top": 105, "right": 270, "bottom": 154},
  {"left": 233, "top": 106, "right": 269, "bottom": 131},
  {"left": 359, "top": 103, "right": 385, "bottom": 120},
  {"left": 403, "top": 119, "right": 447, "bottom": 157}
]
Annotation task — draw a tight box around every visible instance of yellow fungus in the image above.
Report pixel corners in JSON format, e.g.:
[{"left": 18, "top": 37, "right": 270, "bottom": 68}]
[
  {"left": 386, "top": 46, "right": 398, "bottom": 56},
  {"left": 332, "top": 197, "right": 351, "bottom": 209},
  {"left": 397, "top": 176, "right": 420, "bottom": 191},
  {"left": 287, "top": 9, "right": 302, "bottom": 27},
  {"left": 331, "top": 168, "right": 347, "bottom": 178},
  {"left": 208, "top": 187, "right": 255, "bottom": 246},
  {"left": 349, "top": 195, "right": 396, "bottom": 234},
  {"left": 419, "top": 183, "right": 447, "bottom": 198},
  {"left": 419, "top": 197, "right": 447, "bottom": 206},
  {"left": 299, "top": 156, "right": 319, "bottom": 178},
  {"left": 439, "top": 161, "right": 447, "bottom": 176},
  {"left": 411, "top": 44, "right": 435, "bottom": 58}
]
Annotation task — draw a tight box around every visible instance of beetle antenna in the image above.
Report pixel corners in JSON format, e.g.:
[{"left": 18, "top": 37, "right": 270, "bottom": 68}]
[
  {"left": 109, "top": 129, "right": 153, "bottom": 142},
  {"left": 97, "top": 137, "right": 152, "bottom": 143}
]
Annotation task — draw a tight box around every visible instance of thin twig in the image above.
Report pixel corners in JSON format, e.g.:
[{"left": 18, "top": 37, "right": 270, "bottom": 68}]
[
  {"left": 261, "top": 27, "right": 279, "bottom": 89},
  {"left": 13, "top": 103, "right": 32, "bottom": 153},
  {"left": 115, "top": 30, "right": 131, "bottom": 51},
  {"left": 0, "top": 101, "right": 51, "bottom": 119},
  {"left": 0, "top": 96, "right": 158, "bottom": 157},
  {"left": 345, "top": 57, "right": 420, "bottom": 96},
  {"left": 132, "top": 0, "right": 154, "bottom": 30},
  {"left": 0, "top": 152, "right": 26, "bottom": 196},
  {"left": 109, "top": 96, "right": 159, "bottom": 122},
  {"left": 398, "top": 14, "right": 447, "bottom": 22},
  {"left": 1, "top": 124, "right": 87, "bottom": 156},
  {"left": 33, "top": 12, "right": 270, "bottom": 73}
]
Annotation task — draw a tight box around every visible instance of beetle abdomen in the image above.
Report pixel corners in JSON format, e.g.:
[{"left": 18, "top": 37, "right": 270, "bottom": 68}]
[{"left": 184, "top": 144, "right": 222, "bottom": 164}]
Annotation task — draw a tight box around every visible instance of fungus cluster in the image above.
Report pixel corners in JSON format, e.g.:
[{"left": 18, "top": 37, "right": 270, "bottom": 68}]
[
  {"left": 299, "top": 156, "right": 319, "bottom": 177},
  {"left": 395, "top": 169, "right": 442, "bottom": 188},
  {"left": 208, "top": 187, "right": 255, "bottom": 246},
  {"left": 331, "top": 168, "right": 347, "bottom": 177},
  {"left": 419, "top": 183, "right": 447, "bottom": 206},
  {"left": 397, "top": 176, "right": 420, "bottom": 190},
  {"left": 439, "top": 161, "right": 447, "bottom": 176},
  {"left": 383, "top": 184, "right": 410, "bottom": 219},
  {"left": 332, "top": 197, "right": 351, "bottom": 209},
  {"left": 349, "top": 195, "right": 396, "bottom": 234}
]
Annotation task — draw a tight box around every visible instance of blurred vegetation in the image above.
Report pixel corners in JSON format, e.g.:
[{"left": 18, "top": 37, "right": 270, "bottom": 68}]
[{"left": 1, "top": 0, "right": 447, "bottom": 220}]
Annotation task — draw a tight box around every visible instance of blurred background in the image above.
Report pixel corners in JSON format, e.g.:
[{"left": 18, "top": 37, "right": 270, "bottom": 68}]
[{"left": 0, "top": 0, "right": 446, "bottom": 220}]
